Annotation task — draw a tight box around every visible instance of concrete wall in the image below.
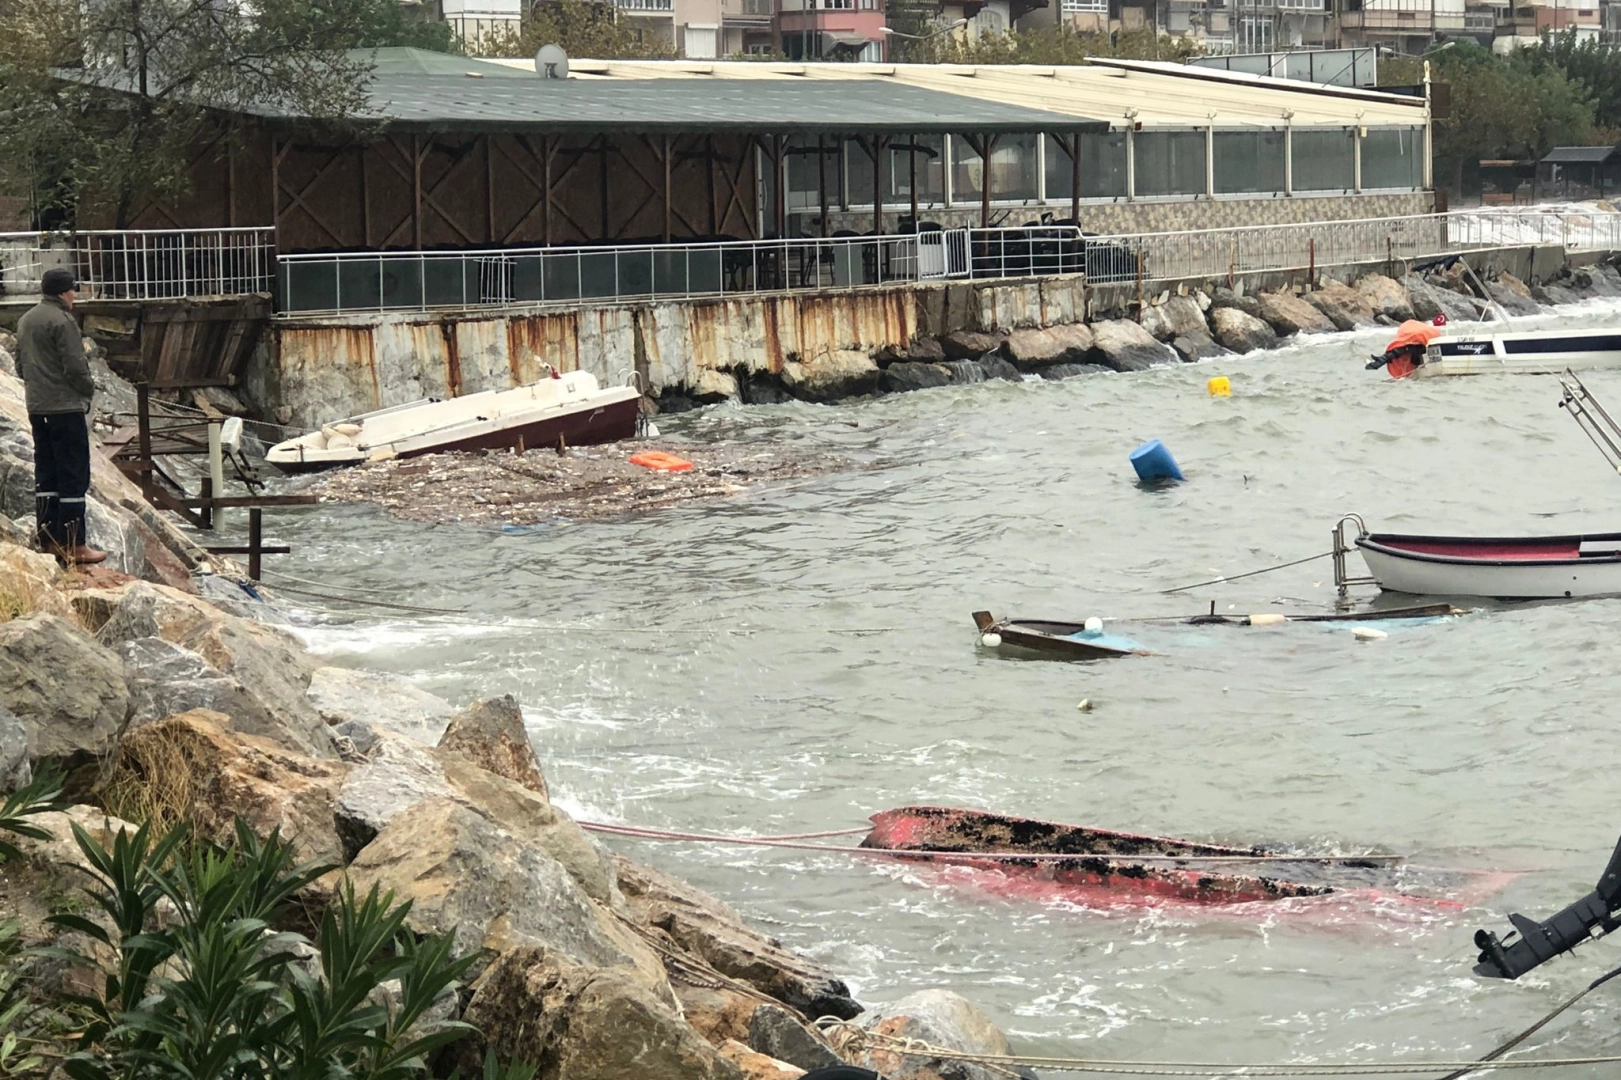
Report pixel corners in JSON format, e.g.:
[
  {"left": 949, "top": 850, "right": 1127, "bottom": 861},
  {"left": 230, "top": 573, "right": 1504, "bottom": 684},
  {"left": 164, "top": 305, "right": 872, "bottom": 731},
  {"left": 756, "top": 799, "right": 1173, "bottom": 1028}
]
[{"left": 257, "top": 277, "right": 1087, "bottom": 428}]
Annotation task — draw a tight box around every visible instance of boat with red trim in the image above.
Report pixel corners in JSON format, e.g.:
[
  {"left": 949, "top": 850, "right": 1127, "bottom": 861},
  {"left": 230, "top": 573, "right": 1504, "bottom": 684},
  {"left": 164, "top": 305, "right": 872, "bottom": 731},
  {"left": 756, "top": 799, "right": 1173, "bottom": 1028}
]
[{"left": 1354, "top": 530, "right": 1621, "bottom": 600}]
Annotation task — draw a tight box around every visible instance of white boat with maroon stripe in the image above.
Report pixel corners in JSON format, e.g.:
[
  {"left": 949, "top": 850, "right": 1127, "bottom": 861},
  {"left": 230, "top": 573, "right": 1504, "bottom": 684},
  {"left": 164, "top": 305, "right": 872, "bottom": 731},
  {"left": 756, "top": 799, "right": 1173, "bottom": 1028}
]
[
  {"left": 1355, "top": 531, "right": 1621, "bottom": 599},
  {"left": 266, "top": 370, "right": 642, "bottom": 474},
  {"left": 1412, "top": 327, "right": 1621, "bottom": 378}
]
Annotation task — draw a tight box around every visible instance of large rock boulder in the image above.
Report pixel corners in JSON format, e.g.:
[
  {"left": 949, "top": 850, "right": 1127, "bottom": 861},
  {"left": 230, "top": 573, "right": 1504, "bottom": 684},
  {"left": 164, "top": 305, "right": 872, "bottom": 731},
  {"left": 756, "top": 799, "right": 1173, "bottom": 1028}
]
[
  {"left": 1485, "top": 281, "right": 1540, "bottom": 317},
  {"left": 1403, "top": 275, "right": 1478, "bottom": 324},
  {"left": 177, "top": 617, "right": 332, "bottom": 759},
  {"left": 1209, "top": 307, "right": 1279, "bottom": 354},
  {"left": 1, "top": 805, "right": 139, "bottom": 948},
  {"left": 0, "top": 543, "right": 76, "bottom": 623},
  {"left": 1355, "top": 274, "right": 1415, "bottom": 323},
  {"left": 1171, "top": 330, "right": 1231, "bottom": 363},
  {"left": 1305, "top": 280, "right": 1378, "bottom": 331},
  {"left": 1038, "top": 363, "right": 1111, "bottom": 380},
  {"left": 346, "top": 799, "right": 660, "bottom": 984},
  {"left": 778, "top": 351, "right": 880, "bottom": 402},
  {"left": 0, "top": 613, "right": 129, "bottom": 786},
  {"left": 0, "top": 704, "right": 28, "bottom": 792},
  {"left": 614, "top": 855, "right": 861, "bottom": 1020},
  {"left": 1209, "top": 287, "right": 1262, "bottom": 319},
  {"left": 719, "top": 1041, "right": 804, "bottom": 1080},
  {"left": 748, "top": 1003, "right": 843, "bottom": 1072},
  {"left": 455, "top": 946, "right": 741, "bottom": 1080},
  {"left": 105, "top": 711, "right": 345, "bottom": 866},
  {"left": 839, "top": 989, "right": 1026, "bottom": 1080},
  {"left": 1138, "top": 296, "right": 1207, "bottom": 342},
  {"left": 977, "top": 355, "right": 1023, "bottom": 382},
  {"left": 119, "top": 636, "right": 294, "bottom": 740},
  {"left": 334, "top": 728, "right": 457, "bottom": 861},
  {"left": 1001, "top": 324, "right": 1092, "bottom": 368},
  {"left": 93, "top": 580, "right": 228, "bottom": 648},
  {"left": 438, "top": 695, "right": 548, "bottom": 799},
  {"left": 306, "top": 666, "right": 455, "bottom": 746},
  {"left": 939, "top": 330, "right": 1004, "bottom": 361},
  {"left": 881, "top": 362, "right": 952, "bottom": 394},
  {"left": 690, "top": 369, "right": 740, "bottom": 405},
  {"left": 1088, "top": 320, "right": 1176, "bottom": 372},
  {"left": 1255, "top": 291, "right": 1336, "bottom": 336}
]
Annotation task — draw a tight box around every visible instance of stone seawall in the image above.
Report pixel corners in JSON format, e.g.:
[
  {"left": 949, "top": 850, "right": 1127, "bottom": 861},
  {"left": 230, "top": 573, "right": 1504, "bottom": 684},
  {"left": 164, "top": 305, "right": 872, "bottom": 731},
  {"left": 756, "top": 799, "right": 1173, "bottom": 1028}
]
[{"left": 246, "top": 241, "right": 1618, "bottom": 431}]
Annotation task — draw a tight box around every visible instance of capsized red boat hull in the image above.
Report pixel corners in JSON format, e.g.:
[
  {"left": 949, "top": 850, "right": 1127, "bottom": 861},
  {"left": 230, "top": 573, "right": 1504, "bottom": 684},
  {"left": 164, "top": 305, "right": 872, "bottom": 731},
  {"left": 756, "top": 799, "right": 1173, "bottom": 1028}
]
[{"left": 862, "top": 806, "right": 1335, "bottom": 905}]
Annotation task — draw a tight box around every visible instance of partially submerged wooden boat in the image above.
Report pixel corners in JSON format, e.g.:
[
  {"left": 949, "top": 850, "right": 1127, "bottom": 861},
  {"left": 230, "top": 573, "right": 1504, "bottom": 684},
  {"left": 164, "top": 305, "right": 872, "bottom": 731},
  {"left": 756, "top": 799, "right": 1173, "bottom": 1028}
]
[
  {"left": 266, "top": 371, "right": 641, "bottom": 473},
  {"left": 971, "top": 605, "right": 1462, "bottom": 659},
  {"left": 1356, "top": 530, "right": 1621, "bottom": 600},
  {"left": 862, "top": 806, "right": 1346, "bottom": 904},
  {"left": 971, "top": 612, "right": 1146, "bottom": 659}
]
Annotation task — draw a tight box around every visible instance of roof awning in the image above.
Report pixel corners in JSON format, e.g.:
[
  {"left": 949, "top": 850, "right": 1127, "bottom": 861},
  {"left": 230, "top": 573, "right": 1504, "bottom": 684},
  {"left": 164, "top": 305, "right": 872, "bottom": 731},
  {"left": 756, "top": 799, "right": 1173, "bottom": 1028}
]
[
  {"left": 821, "top": 31, "right": 873, "bottom": 50},
  {"left": 1541, "top": 146, "right": 1620, "bottom": 165}
]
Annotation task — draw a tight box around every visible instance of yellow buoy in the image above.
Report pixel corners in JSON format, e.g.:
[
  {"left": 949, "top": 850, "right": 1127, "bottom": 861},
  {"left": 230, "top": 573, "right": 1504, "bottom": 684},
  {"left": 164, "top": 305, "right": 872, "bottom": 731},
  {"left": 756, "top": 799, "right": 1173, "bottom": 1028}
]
[{"left": 1208, "top": 376, "right": 1232, "bottom": 397}]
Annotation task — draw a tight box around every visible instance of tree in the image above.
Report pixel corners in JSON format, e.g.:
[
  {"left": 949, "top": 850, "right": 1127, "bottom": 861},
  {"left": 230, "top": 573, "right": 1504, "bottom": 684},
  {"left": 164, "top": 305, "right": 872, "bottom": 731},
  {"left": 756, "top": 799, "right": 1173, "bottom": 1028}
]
[
  {"left": 0, "top": 0, "right": 392, "bottom": 229},
  {"left": 255, "top": 0, "right": 463, "bottom": 55},
  {"left": 482, "top": 1, "right": 676, "bottom": 61},
  {"left": 909, "top": 25, "right": 1203, "bottom": 65}
]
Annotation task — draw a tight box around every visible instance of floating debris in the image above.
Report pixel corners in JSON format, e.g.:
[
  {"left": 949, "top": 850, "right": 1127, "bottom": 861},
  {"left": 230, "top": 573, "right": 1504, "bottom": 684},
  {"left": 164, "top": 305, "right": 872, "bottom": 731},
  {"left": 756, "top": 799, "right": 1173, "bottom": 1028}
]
[{"left": 302, "top": 443, "right": 848, "bottom": 526}]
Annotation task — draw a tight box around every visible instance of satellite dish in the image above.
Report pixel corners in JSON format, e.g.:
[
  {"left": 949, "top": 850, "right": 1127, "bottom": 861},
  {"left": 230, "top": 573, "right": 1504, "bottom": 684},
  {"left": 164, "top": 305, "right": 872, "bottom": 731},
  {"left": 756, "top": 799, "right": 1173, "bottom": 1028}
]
[{"left": 535, "top": 44, "right": 570, "bottom": 79}]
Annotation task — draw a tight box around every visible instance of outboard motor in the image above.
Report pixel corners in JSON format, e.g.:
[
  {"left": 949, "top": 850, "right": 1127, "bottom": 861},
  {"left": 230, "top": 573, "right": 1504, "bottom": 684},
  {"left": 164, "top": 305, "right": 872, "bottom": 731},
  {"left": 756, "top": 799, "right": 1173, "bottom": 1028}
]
[{"left": 1474, "top": 834, "right": 1621, "bottom": 979}]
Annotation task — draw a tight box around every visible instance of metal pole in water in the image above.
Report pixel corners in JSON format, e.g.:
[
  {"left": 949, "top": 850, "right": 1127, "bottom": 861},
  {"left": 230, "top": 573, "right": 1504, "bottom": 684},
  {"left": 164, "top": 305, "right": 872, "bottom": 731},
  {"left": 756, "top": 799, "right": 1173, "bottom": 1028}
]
[{"left": 208, "top": 420, "right": 227, "bottom": 532}]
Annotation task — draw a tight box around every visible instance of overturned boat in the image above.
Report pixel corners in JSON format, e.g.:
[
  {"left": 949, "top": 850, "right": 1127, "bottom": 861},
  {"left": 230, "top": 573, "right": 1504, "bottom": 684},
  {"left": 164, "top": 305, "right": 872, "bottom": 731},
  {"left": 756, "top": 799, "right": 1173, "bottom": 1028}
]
[
  {"left": 266, "top": 371, "right": 642, "bottom": 473},
  {"left": 864, "top": 806, "right": 1385, "bottom": 905}
]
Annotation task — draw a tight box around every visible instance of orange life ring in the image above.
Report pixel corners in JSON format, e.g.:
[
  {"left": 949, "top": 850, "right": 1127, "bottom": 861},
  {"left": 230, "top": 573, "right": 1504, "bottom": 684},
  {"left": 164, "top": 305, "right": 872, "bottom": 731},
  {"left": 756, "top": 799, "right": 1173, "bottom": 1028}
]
[{"left": 630, "top": 451, "right": 693, "bottom": 472}]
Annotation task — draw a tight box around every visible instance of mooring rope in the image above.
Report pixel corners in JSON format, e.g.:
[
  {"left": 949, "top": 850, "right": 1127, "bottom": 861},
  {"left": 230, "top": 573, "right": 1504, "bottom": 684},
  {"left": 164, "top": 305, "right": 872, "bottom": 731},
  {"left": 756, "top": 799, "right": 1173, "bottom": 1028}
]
[
  {"left": 577, "top": 820, "right": 1406, "bottom": 866},
  {"left": 1161, "top": 551, "right": 1335, "bottom": 595},
  {"left": 814, "top": 977, "right": 1621, "bottom": 1077}
]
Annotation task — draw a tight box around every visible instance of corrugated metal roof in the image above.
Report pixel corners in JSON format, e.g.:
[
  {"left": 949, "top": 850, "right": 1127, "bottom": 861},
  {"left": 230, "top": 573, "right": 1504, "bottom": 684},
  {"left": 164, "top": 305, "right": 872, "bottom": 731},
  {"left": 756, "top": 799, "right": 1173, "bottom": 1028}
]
[
  {"left": 349, "top": 46, "right": 531, "bottom": 77},
  {"left": 348, "top": 73, "right": 1106, "bottom": 132},
  {"left": 1541, "top": 145, "right": 1619, "bottom": 164},
  {"left": 477, "top": 56, "right": 1429, "bottom": 129}
]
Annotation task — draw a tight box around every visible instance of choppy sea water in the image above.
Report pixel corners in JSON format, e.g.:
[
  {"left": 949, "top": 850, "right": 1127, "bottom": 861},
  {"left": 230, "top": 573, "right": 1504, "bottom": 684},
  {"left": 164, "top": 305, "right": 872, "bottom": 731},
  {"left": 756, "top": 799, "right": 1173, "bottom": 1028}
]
[{"left": 263, "top": 302, "right": 1621, "bottom": 1075}]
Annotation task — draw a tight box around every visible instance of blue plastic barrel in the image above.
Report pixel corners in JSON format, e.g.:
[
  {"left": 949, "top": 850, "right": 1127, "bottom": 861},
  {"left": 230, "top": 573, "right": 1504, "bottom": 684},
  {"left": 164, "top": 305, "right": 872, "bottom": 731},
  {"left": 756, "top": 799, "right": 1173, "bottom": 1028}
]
[{"left": 1130, "top": 439, "right": 1185, "bottom": 483}]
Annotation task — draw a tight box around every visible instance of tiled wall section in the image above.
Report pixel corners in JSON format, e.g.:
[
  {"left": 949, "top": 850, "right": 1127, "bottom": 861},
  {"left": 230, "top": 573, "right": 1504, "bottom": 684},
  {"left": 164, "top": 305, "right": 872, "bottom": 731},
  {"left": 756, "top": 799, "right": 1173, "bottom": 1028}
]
[{"left": 824, "top": 192, "right": 1435, "bottom": 236}]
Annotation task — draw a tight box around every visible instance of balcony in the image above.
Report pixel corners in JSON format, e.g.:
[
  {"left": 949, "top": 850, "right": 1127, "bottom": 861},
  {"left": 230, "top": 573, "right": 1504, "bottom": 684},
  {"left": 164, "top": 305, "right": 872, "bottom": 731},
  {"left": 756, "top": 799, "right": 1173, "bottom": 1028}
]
[
  {"left": 618, "top": 0, "right": 674, "bottom": 12},
  {"left": 1463, "top": 10, "right": 1494, "bottom": 28},
  {"left": 722, "top": 0, "right": 775, "bottom": 21}
]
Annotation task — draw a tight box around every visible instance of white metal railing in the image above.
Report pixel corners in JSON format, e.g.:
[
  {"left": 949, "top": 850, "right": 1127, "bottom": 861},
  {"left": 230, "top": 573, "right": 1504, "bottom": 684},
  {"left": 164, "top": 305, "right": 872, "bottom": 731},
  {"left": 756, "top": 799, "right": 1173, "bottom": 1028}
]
[
  {"left": 269, "top": 208, "right": 1621, "bottom": 316},
  {"left": 0, "top": 227, "right": 275, "bottom": 301},
  {"left": 277, "top": 233, "right": 930, "bottom": 316},
  {"left": 1082, "top": 209, "right": 1621, "bottom": 288}
]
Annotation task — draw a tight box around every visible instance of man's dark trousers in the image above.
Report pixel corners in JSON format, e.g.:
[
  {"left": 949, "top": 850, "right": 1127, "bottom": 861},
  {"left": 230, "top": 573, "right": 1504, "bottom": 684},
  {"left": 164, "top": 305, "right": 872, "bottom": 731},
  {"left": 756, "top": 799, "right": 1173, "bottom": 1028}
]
[{"left": 30, "top": 412, "right": 90, "bottom": 550}]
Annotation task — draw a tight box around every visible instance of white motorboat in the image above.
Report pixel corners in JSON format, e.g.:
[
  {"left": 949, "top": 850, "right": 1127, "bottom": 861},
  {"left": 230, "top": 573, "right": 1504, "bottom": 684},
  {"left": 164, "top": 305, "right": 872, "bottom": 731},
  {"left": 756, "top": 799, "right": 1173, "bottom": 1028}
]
[
  {"left": 266, "top": 370, "right": 642, "bottom": 473},
  {"left": 1413, "top": 326, "right": 1621, "bottom": 378},
  {"left": 1355, "top": 530, "right": 1621, "bottom": 600}
]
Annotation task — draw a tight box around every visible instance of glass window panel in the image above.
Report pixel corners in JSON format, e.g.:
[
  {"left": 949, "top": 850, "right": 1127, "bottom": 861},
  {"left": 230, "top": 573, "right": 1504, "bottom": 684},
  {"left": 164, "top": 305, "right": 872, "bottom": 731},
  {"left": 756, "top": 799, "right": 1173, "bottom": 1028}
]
[
  {"left": 844, "top": 137, "right": 895, "bottom": 208},
  {"left": 1135, "top": 130, "right": 1206, "bottom": 197},
  {"left": 1361, "top": 127, "right": 1423, "bottom": 190},
  {"left": 1044, "top": 132, "right": 1128, "bottom": 200},
  {"left": 1292, "top": 128, "right": 1355, "bottom": 192},
  {"left": 951, "top": 134, "right": 984, "bottom": 201},
  {"left": 886, "top": 135, "right": 945, "bottom": 207},
  {"left": 1214, "top": 129, "right": 1285, "bottom": 194},
  {"left": 990, "top": 132, "right": 1040, "bottom": 202},
  {"left": 785, "top": 136, "right": 839, "bottom": 212}
]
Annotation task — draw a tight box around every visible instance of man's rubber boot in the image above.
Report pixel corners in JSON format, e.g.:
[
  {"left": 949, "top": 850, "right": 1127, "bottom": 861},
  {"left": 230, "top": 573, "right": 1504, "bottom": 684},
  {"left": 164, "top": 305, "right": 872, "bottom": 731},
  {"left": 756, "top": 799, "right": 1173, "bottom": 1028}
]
[{"left": 60, "top": 544, "right": 107, "bottom": 566}]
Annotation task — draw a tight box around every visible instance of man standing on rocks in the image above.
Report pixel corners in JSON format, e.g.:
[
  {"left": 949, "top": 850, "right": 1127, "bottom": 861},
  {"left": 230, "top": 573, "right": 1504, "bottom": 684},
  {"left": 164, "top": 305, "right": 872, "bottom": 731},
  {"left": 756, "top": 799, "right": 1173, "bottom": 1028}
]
[{"left": 16, "top": 268, "right": 106, "bottom": 565}]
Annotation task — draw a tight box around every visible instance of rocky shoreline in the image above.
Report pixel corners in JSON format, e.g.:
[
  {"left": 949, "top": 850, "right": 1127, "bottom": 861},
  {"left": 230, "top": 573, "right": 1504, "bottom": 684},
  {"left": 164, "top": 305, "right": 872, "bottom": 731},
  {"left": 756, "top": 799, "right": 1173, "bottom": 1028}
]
[
  {"left": 0, "top": 360, "right": 1026, "bottom": 1079},
  {"left": 650, "top": 260, "right": 1621, "bottom": 412}
]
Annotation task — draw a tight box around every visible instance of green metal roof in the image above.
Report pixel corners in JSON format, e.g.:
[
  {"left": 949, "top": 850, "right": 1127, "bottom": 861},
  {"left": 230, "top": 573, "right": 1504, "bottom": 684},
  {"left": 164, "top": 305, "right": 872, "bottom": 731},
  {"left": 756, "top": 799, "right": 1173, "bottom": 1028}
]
[
  {"left": 346, "top": 46, "right": 531, "bottom": 78},
  {"left": 315, "top": 73, "right": 1107, "bottom": 134}
]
